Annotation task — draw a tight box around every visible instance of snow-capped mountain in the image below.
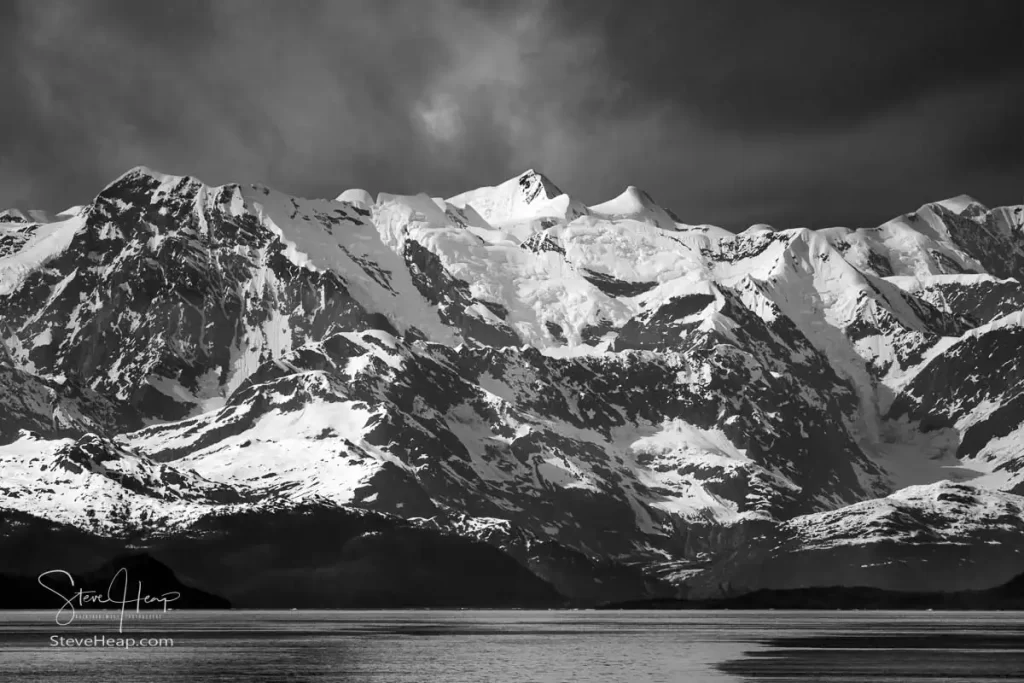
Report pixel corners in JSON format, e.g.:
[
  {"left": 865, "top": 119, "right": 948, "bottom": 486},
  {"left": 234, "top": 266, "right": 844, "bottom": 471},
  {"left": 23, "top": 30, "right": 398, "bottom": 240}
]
[
  {"left": 447, "top": 169, "right": 588, "bottom": 230},
  {"left": 1, "top": 166, "right": 1022, "bottom": 602},
  {"left": 588, "top": 186, "right": 679, "bottom": 231}
]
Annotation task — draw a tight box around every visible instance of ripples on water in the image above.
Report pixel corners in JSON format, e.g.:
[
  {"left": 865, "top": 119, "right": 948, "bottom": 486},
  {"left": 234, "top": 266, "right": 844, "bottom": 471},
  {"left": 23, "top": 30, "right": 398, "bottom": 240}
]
[{"left": 1, "top": 610, "right": 1022, "bottom": 682}]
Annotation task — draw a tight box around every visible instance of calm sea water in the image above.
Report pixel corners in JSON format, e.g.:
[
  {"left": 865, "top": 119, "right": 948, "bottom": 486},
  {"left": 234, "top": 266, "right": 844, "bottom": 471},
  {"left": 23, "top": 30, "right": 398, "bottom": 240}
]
[{"left": 1, "top": 610, "right": 1023, "bottom": 682}]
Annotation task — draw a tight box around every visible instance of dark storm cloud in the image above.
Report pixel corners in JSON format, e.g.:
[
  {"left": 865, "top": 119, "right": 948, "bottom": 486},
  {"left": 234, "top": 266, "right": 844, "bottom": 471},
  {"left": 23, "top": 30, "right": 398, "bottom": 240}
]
[
  {"left": 0, "top": 0, "right": 532, "bottom": 207},
  {"left": 550, "top": 0, "right": 1024, "bottom": 132},
  {"left": 1, "top": 0, "right": 1021, "bottom": 231},
  {"left": 537, "top": 0, "right": 1024, "bottom": 229}
]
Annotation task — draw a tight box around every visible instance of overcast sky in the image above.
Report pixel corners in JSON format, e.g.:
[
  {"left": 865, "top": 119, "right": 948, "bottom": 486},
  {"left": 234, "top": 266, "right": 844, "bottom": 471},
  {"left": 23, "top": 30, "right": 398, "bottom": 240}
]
[{"left": 2, "top": 0, "right": 1022, "bottom": 230}]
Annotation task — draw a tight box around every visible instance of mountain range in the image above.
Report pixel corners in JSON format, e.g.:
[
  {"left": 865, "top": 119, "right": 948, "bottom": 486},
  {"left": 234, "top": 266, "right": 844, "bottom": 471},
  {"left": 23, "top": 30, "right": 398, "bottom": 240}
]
[{"left": 1, "top": 166, "right": 1022, "bottom": 605}]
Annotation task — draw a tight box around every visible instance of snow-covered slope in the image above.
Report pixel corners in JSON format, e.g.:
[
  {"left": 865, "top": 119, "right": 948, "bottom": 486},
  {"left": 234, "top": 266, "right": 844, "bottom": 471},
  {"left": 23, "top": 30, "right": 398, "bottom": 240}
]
[
  {"left": 2, "top": 166, "right": 1023, "bottom": 601},
  {"left": 0, "top": 431, "right": 251, "bottom": 535}
]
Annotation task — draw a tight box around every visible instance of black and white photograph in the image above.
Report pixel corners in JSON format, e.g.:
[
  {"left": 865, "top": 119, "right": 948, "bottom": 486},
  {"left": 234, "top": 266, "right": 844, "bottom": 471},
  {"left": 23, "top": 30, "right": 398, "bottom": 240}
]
[{"left": 1, "top": 0, "right": 1024, "bottom": 680}]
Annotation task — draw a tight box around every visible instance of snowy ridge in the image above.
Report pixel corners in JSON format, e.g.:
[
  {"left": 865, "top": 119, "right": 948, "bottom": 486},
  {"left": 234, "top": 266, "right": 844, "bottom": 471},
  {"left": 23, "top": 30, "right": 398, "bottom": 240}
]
[
  {"left": 0, "top": 431, "right": 252, "bottom": 534},
  {"left": 786, "top": 481, "right": 1024, "bottom": 549}
]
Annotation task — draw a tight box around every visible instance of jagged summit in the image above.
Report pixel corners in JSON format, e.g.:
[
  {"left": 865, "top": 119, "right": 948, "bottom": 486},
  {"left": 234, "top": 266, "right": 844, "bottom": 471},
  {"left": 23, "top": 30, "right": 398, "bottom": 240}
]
[
  {"left": 447, "top": 169, "right": 584, "bottom": 227},
  {"left": 514, "top": 168, "right": 563, "bottom": 202},
  {"left": 931, "top": 194, "right": 985, "bottom": 214},
  {"left": 103, "top": 165, "right": 190, "bottom": 191}
]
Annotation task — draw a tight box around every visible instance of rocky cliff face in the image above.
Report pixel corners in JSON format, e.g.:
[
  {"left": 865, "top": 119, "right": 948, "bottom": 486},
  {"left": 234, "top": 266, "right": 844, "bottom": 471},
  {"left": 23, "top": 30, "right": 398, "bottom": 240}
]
[{"left": 1, "top": 166, "right": 1022, "bottom": 602}]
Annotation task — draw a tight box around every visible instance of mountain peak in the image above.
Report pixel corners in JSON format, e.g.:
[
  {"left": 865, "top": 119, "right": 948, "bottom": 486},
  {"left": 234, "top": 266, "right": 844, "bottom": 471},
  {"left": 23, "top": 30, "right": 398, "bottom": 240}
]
[
  {"left": 743, "top": 223, "right": 777, "bottom": 235},
  {"left": 446, "top": 169, "right": 577, "bottom": 225},
  {"left": 591, "top": 186, "right": 656, "bottom": 212},
  {"left": 930, "top": 194, "right": 986, "bottom": 214},
  {"left": 626, "top": 185, "right": 655, "bottom": 204},
  {"left": 336, "top": 188, "right": 374, "bottom": 209},
  {"left": 513, "top": 169, "right": 562, "bottom": 203},
  {"left": 587, "top": 185, "right": 677, "bottom": 230},
  {"left": 98, "top": 166, "right": 197, "bottom": 201},
  {"left": 0, "top": 209, "right": 46, "bottom": 224},
  {"left": 115, "top": 165, "right": 181, "bottom": 185},
  {"left": 0, "top": 209, "right": 26, "bottom": 224}
]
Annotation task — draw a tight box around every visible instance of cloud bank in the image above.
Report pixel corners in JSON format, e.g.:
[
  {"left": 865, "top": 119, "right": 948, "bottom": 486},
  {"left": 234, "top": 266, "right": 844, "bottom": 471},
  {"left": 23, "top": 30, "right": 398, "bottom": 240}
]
[{"left": 2, "top": 0, "right": 1021, "bottom": 230}]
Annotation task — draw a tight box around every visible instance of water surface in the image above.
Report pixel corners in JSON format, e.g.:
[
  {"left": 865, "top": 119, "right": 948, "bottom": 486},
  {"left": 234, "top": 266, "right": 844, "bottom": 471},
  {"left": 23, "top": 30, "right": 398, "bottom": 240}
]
[{"left": 1, "top": 610, "right": 1022, "bottom": 681}]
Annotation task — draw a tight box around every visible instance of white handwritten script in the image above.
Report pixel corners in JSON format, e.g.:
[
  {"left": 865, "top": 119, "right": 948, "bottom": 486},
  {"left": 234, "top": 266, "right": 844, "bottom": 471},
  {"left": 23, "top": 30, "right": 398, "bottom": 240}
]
[{"left": 37, "top": 568, "right": 180, "bottom": 633}]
